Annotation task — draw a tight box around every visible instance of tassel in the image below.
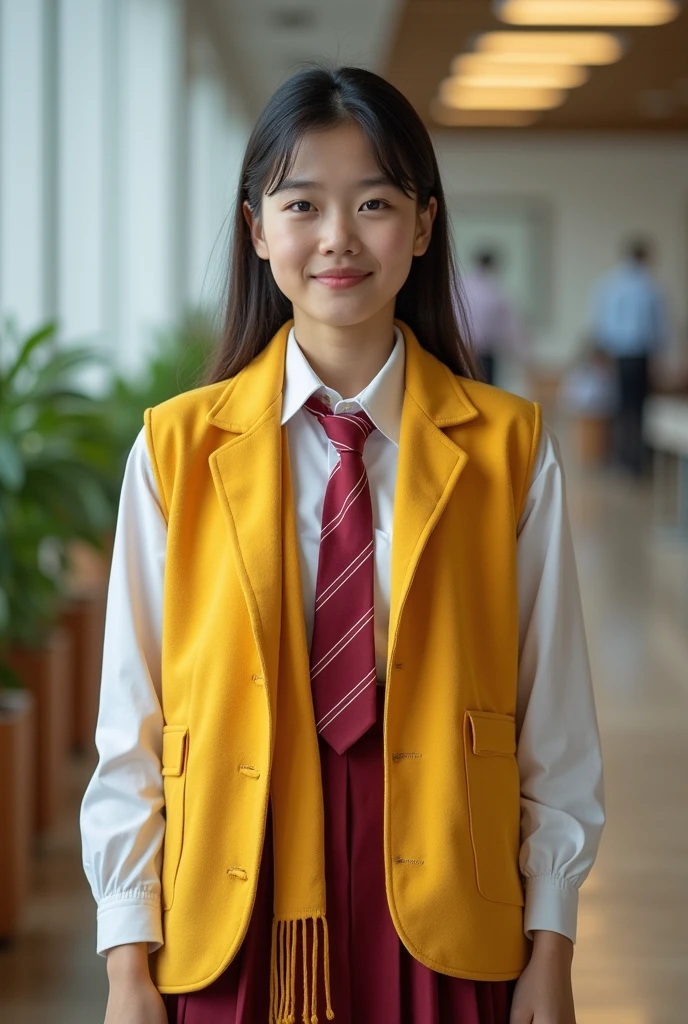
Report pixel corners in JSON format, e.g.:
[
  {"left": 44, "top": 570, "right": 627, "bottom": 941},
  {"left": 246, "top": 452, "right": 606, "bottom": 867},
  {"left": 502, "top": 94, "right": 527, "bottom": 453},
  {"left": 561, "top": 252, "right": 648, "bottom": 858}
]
[
  {"left": 310, "top": 916, "right": 318, "bottom": 1024},
  {"left": 289, "top": 916, "right": 298, "bottom": 1024},
  {"left": 322, "top": 916, "right": 334, "bottom": 1020},
  {"left": 270, "top": 919, "right": 278, "bottom": 1024},
  {"left": 301, "top": 918, "right": 310, "bottom": 1024},
  {"left": 284, "top": 921, "right": 292, "bottom": 1024},
  {"left": 280, "top": 921, "right": 288, "bottom": 1024},
  {"left": 270, "top": 916, "right": 335, "bottom": 1024}
]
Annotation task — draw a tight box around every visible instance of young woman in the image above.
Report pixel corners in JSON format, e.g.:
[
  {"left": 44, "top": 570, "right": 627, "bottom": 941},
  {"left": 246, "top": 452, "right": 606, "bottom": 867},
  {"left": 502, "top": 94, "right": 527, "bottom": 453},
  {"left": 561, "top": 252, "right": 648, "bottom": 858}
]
[{"left": 81, "top": 66, "right": 605, "bottom": 1024}]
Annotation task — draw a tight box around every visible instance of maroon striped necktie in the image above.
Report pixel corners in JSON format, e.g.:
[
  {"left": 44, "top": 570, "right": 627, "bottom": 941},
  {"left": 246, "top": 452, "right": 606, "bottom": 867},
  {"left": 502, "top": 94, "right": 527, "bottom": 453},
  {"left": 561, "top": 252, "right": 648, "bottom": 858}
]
[{"left": 304, "top": 395, "right": 378, "bottom": 755}]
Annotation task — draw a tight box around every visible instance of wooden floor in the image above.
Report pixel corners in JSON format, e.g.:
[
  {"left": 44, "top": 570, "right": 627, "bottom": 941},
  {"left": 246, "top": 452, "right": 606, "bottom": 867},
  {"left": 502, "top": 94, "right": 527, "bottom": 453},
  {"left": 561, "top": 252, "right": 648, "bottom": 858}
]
[
  {"left": 568, "top": 455, "right": 688, "bottom": 1024},
  {"left": 1, "top": 429, "right": 687, "bottom": 1023}
]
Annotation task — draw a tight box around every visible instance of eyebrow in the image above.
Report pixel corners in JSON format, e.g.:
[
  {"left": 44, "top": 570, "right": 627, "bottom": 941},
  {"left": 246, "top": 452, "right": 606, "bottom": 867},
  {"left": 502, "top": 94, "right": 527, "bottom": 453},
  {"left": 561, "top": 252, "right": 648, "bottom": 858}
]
[{"left": 270, "top": 175, "right": 395, "bottom": 195}]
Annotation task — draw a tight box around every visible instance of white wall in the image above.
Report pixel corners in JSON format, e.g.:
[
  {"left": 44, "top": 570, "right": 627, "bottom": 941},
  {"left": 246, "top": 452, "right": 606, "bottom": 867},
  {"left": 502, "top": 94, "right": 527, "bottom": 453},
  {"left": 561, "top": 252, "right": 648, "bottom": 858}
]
[
  {"left": 0, "top": 0, "right": 187, "bottom": 369},
  {"left": 435, "top": 134, "right": 688, "bottom": 370},
  {"left": 0, "top": 0, "right": 49, "bottom": 331},
  {"left": 186, "top": 61, "right": 249, "bottom": 317},
  {"left": 115, "top": 0, "right": 185, "bottom": 372},
  {"left": 58, "top": 0, "right": 108, "bottom": 343}
]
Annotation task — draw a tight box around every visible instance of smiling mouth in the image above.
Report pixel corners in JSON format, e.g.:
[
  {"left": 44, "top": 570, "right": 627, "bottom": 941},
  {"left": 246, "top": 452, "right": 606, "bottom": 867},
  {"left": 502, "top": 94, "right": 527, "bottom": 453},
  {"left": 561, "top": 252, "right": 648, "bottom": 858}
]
[{"left": 312, "top": 271, "right": 373, "bottom": 289}]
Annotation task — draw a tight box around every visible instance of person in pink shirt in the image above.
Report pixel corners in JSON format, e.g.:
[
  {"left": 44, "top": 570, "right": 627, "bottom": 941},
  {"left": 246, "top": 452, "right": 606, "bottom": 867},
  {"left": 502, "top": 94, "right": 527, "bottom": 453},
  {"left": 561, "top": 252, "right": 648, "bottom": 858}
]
[{"left": 461, "top": 250, "right": 524, "bottom": 385}]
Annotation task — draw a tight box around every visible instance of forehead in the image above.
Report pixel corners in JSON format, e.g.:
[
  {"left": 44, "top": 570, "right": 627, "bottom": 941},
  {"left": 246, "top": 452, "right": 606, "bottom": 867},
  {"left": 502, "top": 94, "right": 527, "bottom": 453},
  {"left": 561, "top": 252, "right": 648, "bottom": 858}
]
[{"left": 271, "top": 123, "right": 388, "bottom": 191}]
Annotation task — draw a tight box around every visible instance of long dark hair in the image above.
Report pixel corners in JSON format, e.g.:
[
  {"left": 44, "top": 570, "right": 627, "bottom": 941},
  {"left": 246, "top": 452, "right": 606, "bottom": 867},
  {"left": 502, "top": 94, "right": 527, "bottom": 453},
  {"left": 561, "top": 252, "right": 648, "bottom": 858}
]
[{"left": 207, "top": 65, "right": 477, "bottom": 384}]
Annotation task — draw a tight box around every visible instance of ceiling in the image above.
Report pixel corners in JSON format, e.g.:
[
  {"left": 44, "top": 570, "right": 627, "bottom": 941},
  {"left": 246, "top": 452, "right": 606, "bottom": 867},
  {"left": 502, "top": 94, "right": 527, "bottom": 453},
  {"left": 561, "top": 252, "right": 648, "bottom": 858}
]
[
  {"left": 384, "top": 0, "right": 688, "bottom": 131},
  {"left": 207, "top": 0, "right": 403, "bottom": 119}
]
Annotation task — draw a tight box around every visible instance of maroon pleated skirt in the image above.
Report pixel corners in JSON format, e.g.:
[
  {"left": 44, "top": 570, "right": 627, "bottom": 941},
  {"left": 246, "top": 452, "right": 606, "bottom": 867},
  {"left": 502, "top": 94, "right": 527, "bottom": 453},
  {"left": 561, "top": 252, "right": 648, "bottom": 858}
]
[{"left": 165, "top": 689, "right": 515, "bottom": 1024}]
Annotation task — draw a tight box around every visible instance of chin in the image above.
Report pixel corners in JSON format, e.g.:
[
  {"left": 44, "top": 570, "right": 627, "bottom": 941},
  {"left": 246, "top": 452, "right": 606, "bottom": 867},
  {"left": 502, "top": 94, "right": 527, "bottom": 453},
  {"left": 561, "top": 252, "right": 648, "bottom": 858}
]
[{"left": 300, "top": 298, "right": 391, "bottom": 330}]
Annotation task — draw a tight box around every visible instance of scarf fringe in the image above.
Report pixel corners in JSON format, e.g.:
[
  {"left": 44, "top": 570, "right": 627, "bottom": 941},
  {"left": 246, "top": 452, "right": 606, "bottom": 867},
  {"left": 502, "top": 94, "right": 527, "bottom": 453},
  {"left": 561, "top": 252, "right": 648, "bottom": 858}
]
[{"left": 270, "top": 915, "right": 334, "bottom": 1024}]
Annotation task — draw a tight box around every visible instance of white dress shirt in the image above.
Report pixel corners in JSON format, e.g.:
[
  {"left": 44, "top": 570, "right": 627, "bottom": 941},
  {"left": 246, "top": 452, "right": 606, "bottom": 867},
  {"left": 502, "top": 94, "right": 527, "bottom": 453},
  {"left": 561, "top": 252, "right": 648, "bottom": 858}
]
[{"left": 80, "top": 326, "right": 605, "bottom": 958}]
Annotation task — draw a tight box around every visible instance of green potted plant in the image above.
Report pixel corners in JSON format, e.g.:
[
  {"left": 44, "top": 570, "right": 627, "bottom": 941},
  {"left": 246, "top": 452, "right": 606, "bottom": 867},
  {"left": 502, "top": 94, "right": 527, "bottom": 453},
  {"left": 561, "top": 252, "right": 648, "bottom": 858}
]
[
  {"left": 60, "top": 310, "right": 217, "bottom": 752},
  {"left": 0, "top": 320, "right": 119, "bottom": 832},
  {"left": 103, "top": 309, "right": 217, "bottom": 475}
]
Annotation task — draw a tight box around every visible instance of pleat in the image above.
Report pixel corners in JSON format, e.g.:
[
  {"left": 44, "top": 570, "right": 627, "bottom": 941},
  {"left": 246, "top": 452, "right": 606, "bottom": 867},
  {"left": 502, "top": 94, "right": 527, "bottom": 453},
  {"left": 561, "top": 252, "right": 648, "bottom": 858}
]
[
  {"left": 403, "top": 951, "right": 439, "bottom": 1024},
  {"left": 319, "top": 719, "right": 353, "bottom": 1023},
  {"left": 347, "top": 691, "right": 401, "bottom": 1024}
]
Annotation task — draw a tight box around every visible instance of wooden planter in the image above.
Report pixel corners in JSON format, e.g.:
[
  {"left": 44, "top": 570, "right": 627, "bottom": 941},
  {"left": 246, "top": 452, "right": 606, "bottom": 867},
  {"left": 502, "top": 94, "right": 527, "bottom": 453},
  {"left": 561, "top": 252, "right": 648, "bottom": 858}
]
[
  {"left": 62, "top": 540, "right": 111, "bottom": 753},
  {"left": 0, "top": 689, "right": 35, "bottom": 938},
  {"left": 60, "top": 587, "right": 107, "bottom": 754},
  {"left": 9, "top": 628, "right": 74, "bottom": 834}
]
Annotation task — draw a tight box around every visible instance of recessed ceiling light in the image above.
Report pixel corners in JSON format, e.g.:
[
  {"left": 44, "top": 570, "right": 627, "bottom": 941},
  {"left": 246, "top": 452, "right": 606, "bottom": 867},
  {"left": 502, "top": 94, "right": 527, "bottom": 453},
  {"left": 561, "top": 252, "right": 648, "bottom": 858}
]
[
  {"left": 430, "top": 99, "right": 541, "bottom": 126},
  {"left": 495, "top": 0, "right": 680, "bottom": 26},
  {"left": 439, "top": 80, "right": 568, "bottom": 110},
  {"left": 475, "top": 31, "right": 625, "bottom": 64},
  {"left": 267, "top": 7, "right": 318, "bottom": 31},
  {"left": 451, "top": 55, "right": 590, "bottom": 88}
]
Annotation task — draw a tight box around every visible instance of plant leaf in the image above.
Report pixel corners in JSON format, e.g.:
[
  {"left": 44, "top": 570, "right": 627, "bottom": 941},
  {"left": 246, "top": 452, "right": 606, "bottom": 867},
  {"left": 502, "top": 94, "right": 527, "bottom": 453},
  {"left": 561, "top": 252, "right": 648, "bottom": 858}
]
[
  {"left": 3, "top": 321, "right": 57, "bottom": 387},
  {"left": 0, "top": 436, "right": 25, "bottom": 490}
]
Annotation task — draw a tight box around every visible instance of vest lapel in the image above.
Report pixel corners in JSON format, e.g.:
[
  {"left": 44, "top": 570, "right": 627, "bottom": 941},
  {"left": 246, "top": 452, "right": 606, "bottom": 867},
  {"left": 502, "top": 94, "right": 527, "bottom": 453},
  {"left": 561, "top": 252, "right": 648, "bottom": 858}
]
[
  {"left": 209, "top": 414, "right": 283, "bottom": 696},
  {"left": 206, "top": 323, "right": 293, "bottom": 698},
  {"left": 388, "top": 323, "right": 479, "bottom": 664}
]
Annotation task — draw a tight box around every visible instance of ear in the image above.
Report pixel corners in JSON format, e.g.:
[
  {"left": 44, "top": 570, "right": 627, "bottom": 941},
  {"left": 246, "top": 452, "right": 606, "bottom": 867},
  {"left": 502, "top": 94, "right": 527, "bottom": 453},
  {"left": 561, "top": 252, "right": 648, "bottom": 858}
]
[
  {"left": 413, "top": 196, "right": 438, "bottom": 257},
  {"left": 243, "top": 200, "right": 270, "bottom": 261}
]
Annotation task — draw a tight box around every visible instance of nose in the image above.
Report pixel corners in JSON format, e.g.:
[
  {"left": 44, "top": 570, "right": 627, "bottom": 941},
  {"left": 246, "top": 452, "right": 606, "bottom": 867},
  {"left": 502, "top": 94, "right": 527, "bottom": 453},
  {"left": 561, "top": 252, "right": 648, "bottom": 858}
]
[{"left": 318, "top": 209, "right": 361, "bottom": 256}]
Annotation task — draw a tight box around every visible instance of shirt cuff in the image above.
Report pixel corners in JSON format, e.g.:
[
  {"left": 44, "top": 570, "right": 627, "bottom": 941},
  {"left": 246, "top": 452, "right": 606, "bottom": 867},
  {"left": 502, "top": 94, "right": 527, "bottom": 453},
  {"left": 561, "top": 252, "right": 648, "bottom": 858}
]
[
  {"left": 523, "top": 877, "right": 579, "bottom": 944},
  {"left": 96, "top": 891, "right": 163, "bottom": 956}
]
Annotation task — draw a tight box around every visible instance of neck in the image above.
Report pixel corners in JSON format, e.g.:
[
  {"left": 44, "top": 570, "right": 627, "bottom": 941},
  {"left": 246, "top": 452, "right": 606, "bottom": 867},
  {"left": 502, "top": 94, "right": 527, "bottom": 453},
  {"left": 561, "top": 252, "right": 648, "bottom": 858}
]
[{"left": 292, "top": 302, "right": 396, "bottom": 399}]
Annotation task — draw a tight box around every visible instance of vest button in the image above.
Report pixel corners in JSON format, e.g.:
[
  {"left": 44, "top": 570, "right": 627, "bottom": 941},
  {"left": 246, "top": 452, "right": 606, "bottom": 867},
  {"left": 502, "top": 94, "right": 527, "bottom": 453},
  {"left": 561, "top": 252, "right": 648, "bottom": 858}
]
[{"left": 226, "top": 867, "right": 248, "bottom": 881}]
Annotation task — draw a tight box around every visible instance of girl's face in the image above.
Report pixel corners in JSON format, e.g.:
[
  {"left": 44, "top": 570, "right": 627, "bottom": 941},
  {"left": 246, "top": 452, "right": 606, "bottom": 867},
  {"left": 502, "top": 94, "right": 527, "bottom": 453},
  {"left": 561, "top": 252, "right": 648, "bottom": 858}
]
[{"left": 244, "top": 123, "right": 437, "bottom": 331}]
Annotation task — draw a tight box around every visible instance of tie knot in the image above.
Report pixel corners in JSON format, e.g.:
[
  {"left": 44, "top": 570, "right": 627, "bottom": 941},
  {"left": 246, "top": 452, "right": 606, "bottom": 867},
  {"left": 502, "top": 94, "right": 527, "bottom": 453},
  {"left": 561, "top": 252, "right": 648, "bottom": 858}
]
[{"left": 304, "top": 395, "right": 376, "bottom": 456}]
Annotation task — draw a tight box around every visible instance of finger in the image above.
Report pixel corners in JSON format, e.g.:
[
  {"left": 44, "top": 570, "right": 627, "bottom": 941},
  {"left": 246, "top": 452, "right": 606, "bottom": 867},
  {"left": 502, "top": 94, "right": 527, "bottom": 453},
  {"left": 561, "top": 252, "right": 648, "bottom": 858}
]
[{"left": 509, "top": 1006, "right": 534, "bottom": 1024}]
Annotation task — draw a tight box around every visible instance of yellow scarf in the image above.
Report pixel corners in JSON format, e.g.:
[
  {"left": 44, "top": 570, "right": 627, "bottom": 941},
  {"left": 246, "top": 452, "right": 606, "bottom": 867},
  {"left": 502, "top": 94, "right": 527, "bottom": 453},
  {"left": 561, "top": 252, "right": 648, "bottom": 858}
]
[{"left": 268, "top": 432, "right": 334, "bottom": 1024}]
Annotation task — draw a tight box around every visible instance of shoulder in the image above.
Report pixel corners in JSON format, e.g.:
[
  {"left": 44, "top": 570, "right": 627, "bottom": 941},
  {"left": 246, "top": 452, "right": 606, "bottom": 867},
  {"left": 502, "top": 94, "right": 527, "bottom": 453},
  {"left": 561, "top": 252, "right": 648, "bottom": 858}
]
[
  {"left": 452, "top": 376, "right": 542, "bottom": 503},
  {"left": 457, "top": 376, "right": 540, "bottom": 431},
  {"left": 146, "top": 379, "right": 229, "bottom": 430},
  {"left": 143, "top": 380, "right": 233, "bottom": 500},
  {"left": 144, "top": 379, "right": 229, "bottom": 448}
]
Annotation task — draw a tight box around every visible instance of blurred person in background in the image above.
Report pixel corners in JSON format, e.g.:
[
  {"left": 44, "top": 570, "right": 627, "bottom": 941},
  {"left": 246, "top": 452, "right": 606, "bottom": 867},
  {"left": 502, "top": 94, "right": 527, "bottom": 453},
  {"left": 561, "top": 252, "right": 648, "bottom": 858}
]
[
  {"left": 461, "top": 249, "right": 525, "bottom": 386},
  {"left": 590, "top": 238, "right": 669, "bottom": 476}
]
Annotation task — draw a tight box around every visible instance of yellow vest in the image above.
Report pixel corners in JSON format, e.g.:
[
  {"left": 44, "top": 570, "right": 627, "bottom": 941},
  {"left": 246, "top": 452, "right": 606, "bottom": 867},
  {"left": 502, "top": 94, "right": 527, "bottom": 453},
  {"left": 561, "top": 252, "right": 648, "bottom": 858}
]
[{"left": 146, "top": 320, "right": 541, "bottom": 994}]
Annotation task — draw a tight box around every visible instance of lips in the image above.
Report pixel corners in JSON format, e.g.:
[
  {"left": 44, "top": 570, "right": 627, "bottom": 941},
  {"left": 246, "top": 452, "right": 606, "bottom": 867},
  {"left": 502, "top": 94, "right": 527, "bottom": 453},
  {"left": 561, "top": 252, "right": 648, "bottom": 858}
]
[
  {"left": 314, "top": 268, "right": 369, "bottom": 279},
  {"left": 312, "top": 268, "right": 372, "bottom": 290}
]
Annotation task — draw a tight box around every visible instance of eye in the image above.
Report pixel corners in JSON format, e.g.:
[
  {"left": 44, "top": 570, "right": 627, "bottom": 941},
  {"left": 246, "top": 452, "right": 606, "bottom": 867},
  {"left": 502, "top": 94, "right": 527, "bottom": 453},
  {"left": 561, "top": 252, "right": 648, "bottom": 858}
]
[
  {"left": 287, "top": 200, "right": 314, "bottom": 213},
  {"left": 361, "top": 199, "right": 389, "bottom": 212}
]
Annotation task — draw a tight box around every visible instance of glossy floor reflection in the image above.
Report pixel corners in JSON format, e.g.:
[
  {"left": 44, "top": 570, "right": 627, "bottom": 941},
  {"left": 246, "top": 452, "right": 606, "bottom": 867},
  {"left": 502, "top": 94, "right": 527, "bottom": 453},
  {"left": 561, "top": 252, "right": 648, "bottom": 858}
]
[
  {"left": 569, "top": 454, "right": 688, "bottom": 1024},
  {"left": 0, "top": 426, "right": 687, "bottom": 1023},
  {"left": 0, "top": 756, "right": 107, "bottom": 1022}
]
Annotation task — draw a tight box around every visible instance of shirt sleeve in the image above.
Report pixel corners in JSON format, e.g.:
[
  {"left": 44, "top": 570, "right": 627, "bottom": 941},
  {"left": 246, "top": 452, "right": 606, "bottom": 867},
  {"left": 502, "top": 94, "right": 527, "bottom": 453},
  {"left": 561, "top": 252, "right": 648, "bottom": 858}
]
[
  {"left": 516, "top": 422, "right": 606, "bottom": 944},
  {"left": 79, "top": 426, "right": 167, "bottom": 956}
]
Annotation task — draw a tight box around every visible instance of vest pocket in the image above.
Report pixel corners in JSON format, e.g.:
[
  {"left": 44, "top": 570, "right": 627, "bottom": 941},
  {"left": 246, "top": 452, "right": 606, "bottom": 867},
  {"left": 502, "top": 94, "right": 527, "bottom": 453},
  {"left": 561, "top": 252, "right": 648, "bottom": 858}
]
[
  {"left": 161, "top": 725, "right": 189, "bottom": 912},
  {"left": 463, "top": 710, "right": 524, "bottom": 907}
]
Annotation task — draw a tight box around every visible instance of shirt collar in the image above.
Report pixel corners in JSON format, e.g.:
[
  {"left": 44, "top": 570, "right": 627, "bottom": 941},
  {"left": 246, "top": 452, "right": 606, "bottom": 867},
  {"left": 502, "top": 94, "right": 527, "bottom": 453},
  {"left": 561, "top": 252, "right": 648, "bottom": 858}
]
[{"left": 281, "top": 325, "right": 405, "bottom": 446}]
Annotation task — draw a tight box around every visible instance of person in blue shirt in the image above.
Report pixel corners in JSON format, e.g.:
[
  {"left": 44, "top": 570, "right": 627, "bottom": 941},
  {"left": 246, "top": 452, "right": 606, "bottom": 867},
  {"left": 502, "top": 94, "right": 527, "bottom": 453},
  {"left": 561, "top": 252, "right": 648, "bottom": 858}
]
[{"left": 590, "top": 238, "right": 668, "bottom": 475}]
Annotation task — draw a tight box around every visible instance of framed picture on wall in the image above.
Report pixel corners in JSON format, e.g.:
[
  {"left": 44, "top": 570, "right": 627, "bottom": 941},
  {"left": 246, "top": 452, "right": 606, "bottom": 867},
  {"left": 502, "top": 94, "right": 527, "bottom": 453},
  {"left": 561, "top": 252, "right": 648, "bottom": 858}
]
[{"left": 446, "top": 195, "right": 554, "bottom": 330}]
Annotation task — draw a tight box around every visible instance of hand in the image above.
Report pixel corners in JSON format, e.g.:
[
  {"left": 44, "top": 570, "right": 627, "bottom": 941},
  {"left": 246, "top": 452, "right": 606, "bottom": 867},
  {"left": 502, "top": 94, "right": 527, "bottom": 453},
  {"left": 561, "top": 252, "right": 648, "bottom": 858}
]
[
  {"left": 104, "top": 943, "right": 168, "bottom": 1024},
  {"left": 509, "top": 931, "right": 576, "bottom": 1024}
]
